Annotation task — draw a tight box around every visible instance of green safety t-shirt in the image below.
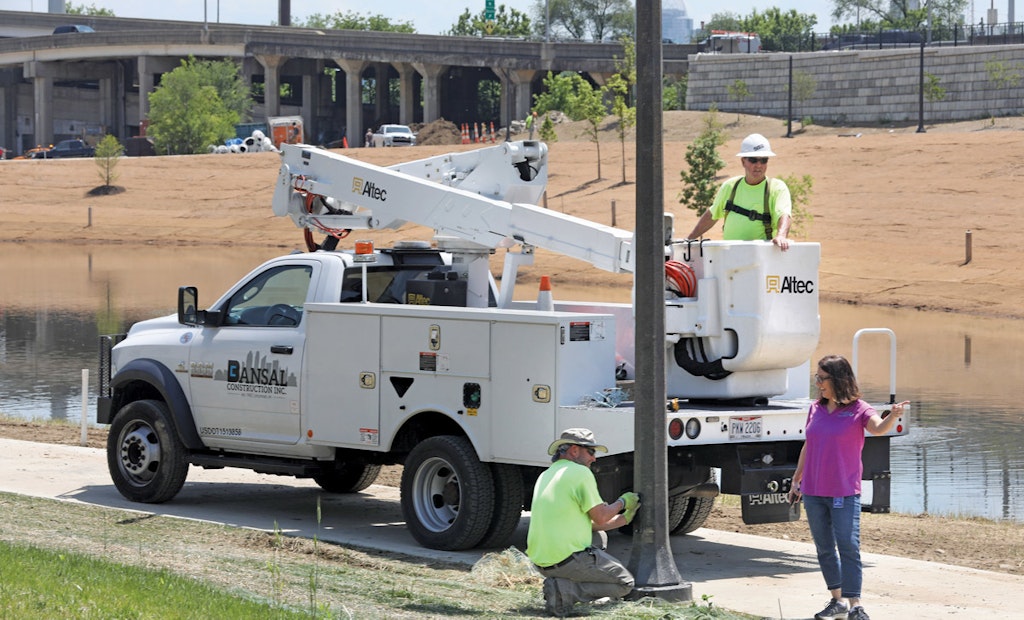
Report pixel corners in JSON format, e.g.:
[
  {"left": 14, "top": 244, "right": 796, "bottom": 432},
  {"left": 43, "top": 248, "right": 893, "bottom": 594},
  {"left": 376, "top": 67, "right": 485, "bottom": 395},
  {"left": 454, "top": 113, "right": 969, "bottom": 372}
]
[
  {"left": 526, "top": 459, "right": 605, "bottom": 567},
  {"left": 709, "top": 176, "right": 792, "bottom": 241}
]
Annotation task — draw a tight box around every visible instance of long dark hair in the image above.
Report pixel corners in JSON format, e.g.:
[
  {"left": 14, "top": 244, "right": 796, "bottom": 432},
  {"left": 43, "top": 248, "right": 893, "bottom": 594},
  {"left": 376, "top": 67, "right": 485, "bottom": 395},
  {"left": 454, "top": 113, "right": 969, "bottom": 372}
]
[{"left": 817, "top": 354, "right": 861, "bottom": 405}]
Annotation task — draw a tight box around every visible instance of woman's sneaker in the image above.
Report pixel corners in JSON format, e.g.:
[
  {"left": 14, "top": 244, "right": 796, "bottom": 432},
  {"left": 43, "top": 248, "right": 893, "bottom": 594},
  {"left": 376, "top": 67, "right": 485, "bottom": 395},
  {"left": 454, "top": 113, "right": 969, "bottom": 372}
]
[
  {"left": 848, "top": 606, "right": 871, "bottom": 620},
  {"left": 814, "top": 598, "right": 850, "bottom": 619}
]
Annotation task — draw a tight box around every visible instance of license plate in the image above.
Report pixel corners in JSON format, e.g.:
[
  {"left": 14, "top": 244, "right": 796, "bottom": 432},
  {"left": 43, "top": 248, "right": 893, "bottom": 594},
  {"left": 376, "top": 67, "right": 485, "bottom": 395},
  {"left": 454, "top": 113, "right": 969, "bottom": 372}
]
[{"left": 729, "top": 416, "right": 762, "bottom": 439}]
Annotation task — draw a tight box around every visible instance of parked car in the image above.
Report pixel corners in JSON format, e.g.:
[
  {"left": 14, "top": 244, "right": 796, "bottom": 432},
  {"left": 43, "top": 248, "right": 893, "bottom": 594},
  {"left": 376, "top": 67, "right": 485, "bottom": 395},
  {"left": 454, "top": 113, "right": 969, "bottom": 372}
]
[
  {"left": 45, "top": 139, "right": 95, "bottom": 158},
  {"left": 371, "top": 124, "right": 416, "bottom": 147},
  {"left": 53, "top": 25, "right": 96, "bottom": 34}
]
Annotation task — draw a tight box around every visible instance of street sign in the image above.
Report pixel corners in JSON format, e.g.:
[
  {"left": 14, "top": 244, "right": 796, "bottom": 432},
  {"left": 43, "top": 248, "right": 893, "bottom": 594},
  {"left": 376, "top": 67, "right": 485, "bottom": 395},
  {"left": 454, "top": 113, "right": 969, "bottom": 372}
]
[{"left": 485, "top": 0, "right": 495, "bottom": 20}]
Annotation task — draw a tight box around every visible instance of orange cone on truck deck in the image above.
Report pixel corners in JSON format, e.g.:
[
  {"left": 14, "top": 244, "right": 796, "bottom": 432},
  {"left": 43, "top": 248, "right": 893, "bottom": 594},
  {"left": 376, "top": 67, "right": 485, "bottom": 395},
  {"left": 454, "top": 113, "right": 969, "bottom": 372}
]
[{"left": 537, "top": 275, "right": 554, "bottom": 311}]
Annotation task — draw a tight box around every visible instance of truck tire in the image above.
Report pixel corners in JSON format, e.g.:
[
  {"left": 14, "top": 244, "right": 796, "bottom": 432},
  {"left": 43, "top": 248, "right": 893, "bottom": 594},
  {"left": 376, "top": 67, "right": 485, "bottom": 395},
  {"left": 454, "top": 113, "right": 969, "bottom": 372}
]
[
  {"left": 477, "top": 463, "right": 524, "bottom": 548},
  {"left": 400, "top": 435, "right": 494, "bottom": 551},
  {"left": 669, "top": 495, "right": 715, "bottom": 535},
  {"left": 107, "top": 399, "right": 189, "bottom": 503},
  {"left": 313, "top": 464, "right": 382, "bottom": 493}
]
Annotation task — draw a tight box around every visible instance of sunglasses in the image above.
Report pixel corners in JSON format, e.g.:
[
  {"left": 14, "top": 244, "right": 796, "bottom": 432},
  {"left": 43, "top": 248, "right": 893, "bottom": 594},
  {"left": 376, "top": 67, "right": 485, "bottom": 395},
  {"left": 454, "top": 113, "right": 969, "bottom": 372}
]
[{"left": 745, "top": 157, "right": 769, "bottom": 164}]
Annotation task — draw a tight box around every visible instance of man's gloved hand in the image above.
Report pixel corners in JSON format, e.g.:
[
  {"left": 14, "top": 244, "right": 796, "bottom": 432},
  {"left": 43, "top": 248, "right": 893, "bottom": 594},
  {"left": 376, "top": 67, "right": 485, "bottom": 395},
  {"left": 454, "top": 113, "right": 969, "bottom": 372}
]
[
  {"left": 619, "top": 492, "right": 639, "bottom": 513},
  {"left": 623, "top": 500, "right": 641, "bottom": 524}
]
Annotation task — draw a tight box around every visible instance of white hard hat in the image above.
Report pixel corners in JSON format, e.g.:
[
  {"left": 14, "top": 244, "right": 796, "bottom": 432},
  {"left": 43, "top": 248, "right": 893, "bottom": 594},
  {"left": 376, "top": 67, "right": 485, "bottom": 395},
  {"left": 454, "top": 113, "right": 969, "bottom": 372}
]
[{"left": 737, "top": 133, "right": 776, "bottom": 158}]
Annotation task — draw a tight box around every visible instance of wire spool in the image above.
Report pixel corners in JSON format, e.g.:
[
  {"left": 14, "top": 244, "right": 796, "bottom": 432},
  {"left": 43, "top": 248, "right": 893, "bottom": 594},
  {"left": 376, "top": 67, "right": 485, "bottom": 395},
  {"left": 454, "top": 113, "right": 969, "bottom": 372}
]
[{"left": 665, "top": 260, "right": 697, "bottom": 298}]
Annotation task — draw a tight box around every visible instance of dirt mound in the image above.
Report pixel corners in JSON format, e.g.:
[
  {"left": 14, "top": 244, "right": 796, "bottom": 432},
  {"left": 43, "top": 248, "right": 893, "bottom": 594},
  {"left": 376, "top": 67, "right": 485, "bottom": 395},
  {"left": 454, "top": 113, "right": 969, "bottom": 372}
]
[{"left": 413, "top": 118, "right": 462, "bottom": 146}]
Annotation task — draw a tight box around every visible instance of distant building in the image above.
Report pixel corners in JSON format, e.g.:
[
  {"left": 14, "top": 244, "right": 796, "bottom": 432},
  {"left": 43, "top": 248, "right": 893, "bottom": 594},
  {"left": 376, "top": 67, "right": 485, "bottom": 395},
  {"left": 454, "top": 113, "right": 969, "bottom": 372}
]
[{"left": 663, "top": 0, "right": 694, "bottom": 43}]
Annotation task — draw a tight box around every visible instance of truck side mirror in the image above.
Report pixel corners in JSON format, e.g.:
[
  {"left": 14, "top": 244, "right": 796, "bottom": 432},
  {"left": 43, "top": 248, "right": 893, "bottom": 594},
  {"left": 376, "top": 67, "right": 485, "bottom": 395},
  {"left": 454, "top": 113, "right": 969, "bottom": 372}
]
[{"left": 178, "top": 286, "right": 199, "bottom": 325}]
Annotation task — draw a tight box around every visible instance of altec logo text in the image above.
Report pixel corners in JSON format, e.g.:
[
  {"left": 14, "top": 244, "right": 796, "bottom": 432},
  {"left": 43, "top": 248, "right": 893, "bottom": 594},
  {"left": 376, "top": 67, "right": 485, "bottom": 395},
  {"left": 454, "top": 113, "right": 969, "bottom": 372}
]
[
  {"left": 352, "top": 177, "right": 387, "bottom": 202},
  {"left": 765, "top": 275, "right": 814, "bottom": 294}
]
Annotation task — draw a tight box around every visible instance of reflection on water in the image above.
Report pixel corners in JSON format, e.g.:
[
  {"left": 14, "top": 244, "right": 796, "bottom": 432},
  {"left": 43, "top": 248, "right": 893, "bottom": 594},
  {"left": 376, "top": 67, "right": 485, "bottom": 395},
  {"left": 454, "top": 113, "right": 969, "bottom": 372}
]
[{"left": 1, "top": 245, "right": 1022, "bottom": 522}]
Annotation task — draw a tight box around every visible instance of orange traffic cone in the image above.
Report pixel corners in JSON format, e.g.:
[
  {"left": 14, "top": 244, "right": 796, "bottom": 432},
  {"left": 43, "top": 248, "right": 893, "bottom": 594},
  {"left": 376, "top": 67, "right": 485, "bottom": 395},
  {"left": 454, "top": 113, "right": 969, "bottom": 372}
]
[
  {"left": 537, "top": 275, "right": 554, "bottom": 311},
  {"left": 489, "top": 121, "right": 496, "bottom": 142},
  {"left": 461, "top": 123, "right": 469, "bottom": 144},
  {"left": 342, "top": 136, "right": 348, "bottom": 149},
  {"left": 475, "top": 122, "right": 482, "bottom": 143}
]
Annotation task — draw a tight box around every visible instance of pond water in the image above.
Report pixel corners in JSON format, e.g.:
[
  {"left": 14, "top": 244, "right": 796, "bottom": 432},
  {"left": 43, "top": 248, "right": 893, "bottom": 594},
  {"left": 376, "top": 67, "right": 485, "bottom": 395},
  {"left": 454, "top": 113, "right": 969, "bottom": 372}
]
[{"left": 1, "top": 244, "right": 1022, "bottom": 522}]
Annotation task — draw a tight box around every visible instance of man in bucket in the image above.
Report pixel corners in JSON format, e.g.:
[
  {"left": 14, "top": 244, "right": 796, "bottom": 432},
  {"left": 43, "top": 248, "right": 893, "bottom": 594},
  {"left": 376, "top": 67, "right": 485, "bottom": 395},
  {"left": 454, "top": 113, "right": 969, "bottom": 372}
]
[{"left": 527, "top": 428, "right": 640, "bottom": 616}]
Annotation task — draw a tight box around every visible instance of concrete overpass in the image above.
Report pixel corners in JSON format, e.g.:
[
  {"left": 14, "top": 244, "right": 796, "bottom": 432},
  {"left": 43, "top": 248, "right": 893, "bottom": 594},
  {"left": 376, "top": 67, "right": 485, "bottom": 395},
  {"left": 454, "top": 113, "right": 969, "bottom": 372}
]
[{"left": 0, "top": 10, "right": 696, "bottom": 153}]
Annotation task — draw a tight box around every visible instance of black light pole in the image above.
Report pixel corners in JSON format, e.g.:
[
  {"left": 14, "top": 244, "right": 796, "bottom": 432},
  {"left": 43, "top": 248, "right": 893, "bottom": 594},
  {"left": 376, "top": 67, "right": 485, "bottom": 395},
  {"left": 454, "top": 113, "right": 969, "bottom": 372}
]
[
  {"left": 785, "top": 55, "right": 793, "bottom": 138},
  {"left": 628, "top": 0, "right": 691, "bottom": 601},
  {"left": 916, "top": 42, "right": 927, "bottom": 133}
]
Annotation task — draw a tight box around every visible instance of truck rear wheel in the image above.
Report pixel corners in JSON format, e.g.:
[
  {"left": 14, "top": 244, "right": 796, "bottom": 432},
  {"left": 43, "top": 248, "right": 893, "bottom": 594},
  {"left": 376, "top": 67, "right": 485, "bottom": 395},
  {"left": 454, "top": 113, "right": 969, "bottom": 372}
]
[
  {"left": 669, "top": 495, "right": 715, "bottom": 535},
  {"left": 477, "top": 463, "right": 524, "bottom": 548},
  {"left": 313, "top": 464, "right": 381, "bottom": 493},
  {"left": 400, "top": 435, "right": 494, "bottom": 551},
  {"left": 107, "top": 399, "right": 189, "bottom": 503}
]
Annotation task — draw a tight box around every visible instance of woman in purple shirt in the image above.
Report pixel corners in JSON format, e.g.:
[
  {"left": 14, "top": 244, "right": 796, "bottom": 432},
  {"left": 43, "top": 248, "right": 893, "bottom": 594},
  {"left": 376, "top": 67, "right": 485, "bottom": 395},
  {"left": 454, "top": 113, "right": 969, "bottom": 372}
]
[{"left": 788, "top": 355, "right": 909, "bottom": 620}]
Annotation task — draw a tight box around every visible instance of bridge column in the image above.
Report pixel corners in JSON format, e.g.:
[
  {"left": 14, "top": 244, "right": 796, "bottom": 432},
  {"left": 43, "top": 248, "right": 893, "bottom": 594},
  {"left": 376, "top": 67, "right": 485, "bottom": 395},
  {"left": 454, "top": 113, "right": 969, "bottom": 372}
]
[
  {"left": 509, "top": 69, "right": 536, "bottom": 125},
  {"left": 256, "top": 54, "right": 287, "bottom": 117},
  {"left": 374, "top": 62, "right": 390, "bottom": 124},
  {"left": 411, "top": 62, "right": 447, "bottom": 124},
  {"left": 137, "top": 57, "right": 154, "bottom": 127},
  {"left": 0, "top": 69, "right": 18, "bottom": 154},
  {"left": 334, "top": 59, "right": 367, "bottom": 147},
  {"left": 22, "top": 62, "right": 54, "bottom": 147},
  {"left": 394, "top": 63, "right": 416, "bottom": 125},
  {"left": 302, "top": 65, "right": 320, "bottom": 142}
]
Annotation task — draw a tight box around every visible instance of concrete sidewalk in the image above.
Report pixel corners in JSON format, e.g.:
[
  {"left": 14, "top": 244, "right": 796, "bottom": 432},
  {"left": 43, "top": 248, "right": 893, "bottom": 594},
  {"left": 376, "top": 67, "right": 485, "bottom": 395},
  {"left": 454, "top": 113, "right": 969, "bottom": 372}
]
[{"left": 1, "top": 437, "right": 1019, "bottom": 618}]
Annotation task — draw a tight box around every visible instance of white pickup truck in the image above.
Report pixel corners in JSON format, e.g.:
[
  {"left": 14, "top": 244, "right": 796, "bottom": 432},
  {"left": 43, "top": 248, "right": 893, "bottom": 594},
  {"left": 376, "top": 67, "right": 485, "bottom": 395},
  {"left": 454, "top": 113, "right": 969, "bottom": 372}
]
[
  {"left": 372, "top": 124, "right": 416, "bottom": 147},
  {"left": 97, "top": 141, "right": 908, "bottom": 551}
]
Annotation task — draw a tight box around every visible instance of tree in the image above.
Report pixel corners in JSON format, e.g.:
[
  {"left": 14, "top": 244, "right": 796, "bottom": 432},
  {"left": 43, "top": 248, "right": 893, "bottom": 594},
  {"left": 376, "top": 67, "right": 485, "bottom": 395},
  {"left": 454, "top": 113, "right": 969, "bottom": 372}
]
[
  {"left": 695, "top": 8, "right": 817, "bottom": 51},
  {"left": 663, "top": 76, "right": 687, "bottom": 111},
  {"left": 678, "top": 106, "right": 727, "bottom": 216},
  {"left": 539, "top": 114, "right": 557, "bottom": 142},
  {"left": 692, "top": 11, "right": 743, "bottom": 41},
  {"left": 188, "top": 58, "right": 252, "bottom": 121},
  {"left": 93, "top": 134, "right": 123, "bottom": 189},
  {"left": 727, "top": 79, "right": 751, "bottom": 123},
  {"left": 65, "top": 2, "right": 115, "bottom": 15},
  {"left": 147, "top": 58, "right": 249, "bottom": 155},
  {"left": 532, "top": 0, "right": 634, "bottom": 41},
  {"left": 533, "top": 71, "right": 608, "bottom": 179},
  {"left": 830, "top": 0, "right": 967, "bottom": 33},
  {"left": 788, "top": 70, "right": 817, "bottom": 128},
  {"left": 293, "top": 11, "right": 415, "bottom": 32},
  {"left": 777, "top": 173, "right": 814, "bottom": 237},
  {"left": 923, "top": 72, "right": 946, "bottom": 115},
  {"left": 603, "top": 36, "right": 636, "bottom": 185},
  {"left": 447, "top": 5, "right": 532, "bottom": 36},
  {"left": 741, "top": 8, "right": 817, "bottom": 51}
]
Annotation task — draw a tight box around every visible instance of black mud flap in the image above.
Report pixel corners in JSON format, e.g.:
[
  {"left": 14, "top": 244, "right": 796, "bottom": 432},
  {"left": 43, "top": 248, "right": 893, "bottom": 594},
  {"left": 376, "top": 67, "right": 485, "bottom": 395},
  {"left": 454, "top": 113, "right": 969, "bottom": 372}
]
[{"left": 741, "top": 492, "right": 801, "bottom": 524}]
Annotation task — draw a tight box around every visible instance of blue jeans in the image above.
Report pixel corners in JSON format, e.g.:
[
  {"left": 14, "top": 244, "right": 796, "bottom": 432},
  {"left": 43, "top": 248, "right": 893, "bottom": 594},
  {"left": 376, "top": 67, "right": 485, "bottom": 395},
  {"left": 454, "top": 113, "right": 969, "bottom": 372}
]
[{"left": 803, "top": 494, "right": 862, "bottom": 599}]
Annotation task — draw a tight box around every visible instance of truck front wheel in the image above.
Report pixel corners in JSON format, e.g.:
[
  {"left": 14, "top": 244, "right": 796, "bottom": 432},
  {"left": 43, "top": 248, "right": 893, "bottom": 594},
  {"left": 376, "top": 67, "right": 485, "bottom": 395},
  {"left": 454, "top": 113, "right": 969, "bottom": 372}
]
[
  {"left": 107, "top": 399, "right": 189, "bottom": 503},
  {"left": 400, "top": 435, "right": 494, "bottom": 551}
]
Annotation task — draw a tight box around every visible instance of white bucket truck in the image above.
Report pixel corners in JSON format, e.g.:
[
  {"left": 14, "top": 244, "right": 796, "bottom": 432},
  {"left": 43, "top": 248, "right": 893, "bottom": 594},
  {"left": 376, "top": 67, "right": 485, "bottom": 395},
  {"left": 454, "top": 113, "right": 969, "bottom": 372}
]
[{"left": 97, "top": 141, "right": 907, "bottom": 551}]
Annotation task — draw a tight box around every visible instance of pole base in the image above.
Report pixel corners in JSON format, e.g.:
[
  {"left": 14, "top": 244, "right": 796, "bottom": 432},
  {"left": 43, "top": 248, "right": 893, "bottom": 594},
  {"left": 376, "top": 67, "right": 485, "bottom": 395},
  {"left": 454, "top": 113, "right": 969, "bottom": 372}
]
[{"left": 626, "top": 582, "right": 693, "bottom": 603}]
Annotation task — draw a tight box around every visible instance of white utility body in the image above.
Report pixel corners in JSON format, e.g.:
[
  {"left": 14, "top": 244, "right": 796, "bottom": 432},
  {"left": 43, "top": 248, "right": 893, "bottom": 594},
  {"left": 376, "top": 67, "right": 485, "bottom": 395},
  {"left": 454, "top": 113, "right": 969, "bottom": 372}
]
[{"left": 98, "top": 141, "right": 908, "bottom": 551}]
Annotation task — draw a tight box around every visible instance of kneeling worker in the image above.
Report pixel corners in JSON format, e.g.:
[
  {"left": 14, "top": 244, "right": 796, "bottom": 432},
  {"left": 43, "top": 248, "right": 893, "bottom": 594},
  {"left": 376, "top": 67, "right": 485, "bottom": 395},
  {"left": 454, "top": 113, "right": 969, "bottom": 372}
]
[{"left": 527, "top": 428, "right": 640, "bottom": 617}]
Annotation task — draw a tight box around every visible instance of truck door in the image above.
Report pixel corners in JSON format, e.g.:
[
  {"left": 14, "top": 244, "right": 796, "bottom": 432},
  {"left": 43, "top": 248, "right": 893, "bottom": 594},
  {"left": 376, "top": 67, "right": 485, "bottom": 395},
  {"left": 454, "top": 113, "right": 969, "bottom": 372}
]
[{"left": 186, "top": 261, "right": 318, "bottom": 447}]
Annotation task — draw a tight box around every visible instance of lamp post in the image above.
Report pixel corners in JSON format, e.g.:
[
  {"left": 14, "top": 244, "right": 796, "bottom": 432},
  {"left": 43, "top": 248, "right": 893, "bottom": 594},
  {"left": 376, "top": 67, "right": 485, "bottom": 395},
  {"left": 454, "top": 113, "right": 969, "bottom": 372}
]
[{"left": 545, "top": 0, "right": 551, "bottom": 41}]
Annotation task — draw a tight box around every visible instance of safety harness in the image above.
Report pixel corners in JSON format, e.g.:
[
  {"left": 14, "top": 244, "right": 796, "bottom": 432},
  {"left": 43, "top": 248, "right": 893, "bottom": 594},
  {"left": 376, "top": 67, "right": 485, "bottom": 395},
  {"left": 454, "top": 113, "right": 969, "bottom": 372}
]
[{"left": 723, "top": 178, "right": 773, "bottom": 240}]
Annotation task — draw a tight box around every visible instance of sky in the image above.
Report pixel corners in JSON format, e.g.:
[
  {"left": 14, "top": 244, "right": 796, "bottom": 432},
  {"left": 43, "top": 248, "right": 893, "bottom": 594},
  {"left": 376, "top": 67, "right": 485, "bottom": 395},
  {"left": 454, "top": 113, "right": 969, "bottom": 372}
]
[{"left": 4, "top": 0, "right": 846, "bottom": 37}]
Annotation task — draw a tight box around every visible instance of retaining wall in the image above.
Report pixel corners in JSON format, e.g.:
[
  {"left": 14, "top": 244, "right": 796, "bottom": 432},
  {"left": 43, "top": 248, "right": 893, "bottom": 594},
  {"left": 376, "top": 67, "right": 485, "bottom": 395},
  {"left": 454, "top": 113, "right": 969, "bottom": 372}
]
[{"left": 686, "top": 45, "right": 1024, "bottom": 124}]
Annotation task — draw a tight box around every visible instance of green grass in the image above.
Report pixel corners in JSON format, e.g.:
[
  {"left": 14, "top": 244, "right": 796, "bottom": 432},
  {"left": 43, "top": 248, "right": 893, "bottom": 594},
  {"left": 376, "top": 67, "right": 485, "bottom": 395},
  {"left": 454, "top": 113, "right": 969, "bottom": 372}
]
[
  {"left": 0, "top": 541, "right": 310, "bottom": 620},
  {"left": 0, "top": 493, "right": 756, "bottom": 619}
]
